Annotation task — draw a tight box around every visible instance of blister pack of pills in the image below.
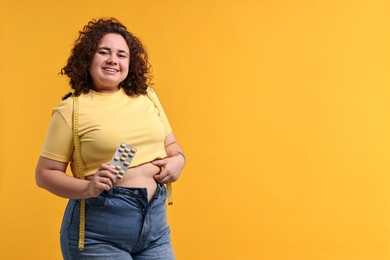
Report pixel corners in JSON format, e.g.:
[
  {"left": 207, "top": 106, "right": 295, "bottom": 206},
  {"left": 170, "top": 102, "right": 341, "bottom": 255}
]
[{"left": 109, "top": 142, "right": 137, "bottom": 180}]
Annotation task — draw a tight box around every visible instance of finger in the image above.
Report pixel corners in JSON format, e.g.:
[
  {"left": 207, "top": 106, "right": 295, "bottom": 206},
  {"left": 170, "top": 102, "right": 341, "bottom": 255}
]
[
  {"left": 155, "top": 174, "right": 171, "bottom": 184},
  {"left": 98, "top": 175, "right": 114, "bottom": 186},
  {"left": 155, "top": 170, "right": 171, "bottom": 182},
  {"left": 97, "top": 170, "right": 117, "bottom": 183},
  {"left": 151, "top": 159, "right": 165, "bottom": 166},
  {"left": 100, "top": 163, "right": 116, "bottom": 173},
  {"left": 154, "top": 175, "right": 163, "bottom": 183},
  {"left": 160, "top": 173, "right": 172, "bottom": 183},
  {"left": 95, "top": 183, "right": 111, "bottom": 193},
  {"left": 104, "top": 184, "right": 111, "bottom": 191},
  {"left": 105, "top": 171, "right": 118, "bottom": 183}
]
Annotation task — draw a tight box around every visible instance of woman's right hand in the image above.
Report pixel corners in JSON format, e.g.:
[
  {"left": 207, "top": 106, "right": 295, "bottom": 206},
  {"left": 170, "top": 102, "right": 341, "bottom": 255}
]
[{"left": 86, "top": 164, "right": 117, "bottom": 197}]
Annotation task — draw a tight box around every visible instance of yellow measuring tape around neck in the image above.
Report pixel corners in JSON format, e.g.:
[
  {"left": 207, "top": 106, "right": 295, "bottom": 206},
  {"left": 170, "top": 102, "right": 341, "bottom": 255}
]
[{"left": 72, "top": 95, "right": 86, "bottom": 251}]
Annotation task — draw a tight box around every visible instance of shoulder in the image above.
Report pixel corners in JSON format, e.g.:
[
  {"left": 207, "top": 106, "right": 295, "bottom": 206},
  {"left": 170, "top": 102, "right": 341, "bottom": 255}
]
[
  {"left": 51, "top": 96, "right": 73, "bottom": 125},
  {"left": 146, "top": 86, "right": 155, "bottom": 94},
  {"left": 53, "top": 96, "right": 73, "bottom": 113},
  {"left": 146, "top": 86, "right": 161, "bottom": 99}
]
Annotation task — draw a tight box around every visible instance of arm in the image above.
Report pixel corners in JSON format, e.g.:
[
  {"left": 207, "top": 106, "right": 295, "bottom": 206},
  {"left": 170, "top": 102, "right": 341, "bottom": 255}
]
[
  {"left": 35, "top": 156, "right": 117, "bottom": 199},
  {"left": 152, "top": 132, "right": 186, "bottom": 183}
]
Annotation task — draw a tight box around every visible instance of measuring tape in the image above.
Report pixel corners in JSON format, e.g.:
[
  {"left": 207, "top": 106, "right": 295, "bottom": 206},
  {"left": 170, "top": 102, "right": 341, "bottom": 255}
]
[
  {"left": 72, "top": 95, "right": 86, "bottom": 251},
  {"left": 146, "top": 89, "right": 174, "bottom": 206},
  {"left": 167, "top": 183, "right": 173, "bottom": 205},
  {"left": 72, "top": 92, "right": 174, "bottom": 251}
]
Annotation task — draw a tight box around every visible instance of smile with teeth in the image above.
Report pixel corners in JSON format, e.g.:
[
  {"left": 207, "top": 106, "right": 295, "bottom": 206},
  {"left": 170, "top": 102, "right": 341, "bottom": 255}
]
[{"left": 103, "top": 67, "right": 119, "bottom": 72}]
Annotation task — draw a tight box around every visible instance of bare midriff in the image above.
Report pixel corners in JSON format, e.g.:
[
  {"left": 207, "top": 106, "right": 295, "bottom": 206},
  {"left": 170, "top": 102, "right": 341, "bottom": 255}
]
[{"left": 86, "top": 162, "right": 161, "bottom": 201}]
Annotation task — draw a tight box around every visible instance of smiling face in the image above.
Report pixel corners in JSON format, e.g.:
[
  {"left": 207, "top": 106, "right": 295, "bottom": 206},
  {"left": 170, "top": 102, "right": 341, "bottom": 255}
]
[{"left": 89, "top": 33, "right": 130, "bottom": 93}]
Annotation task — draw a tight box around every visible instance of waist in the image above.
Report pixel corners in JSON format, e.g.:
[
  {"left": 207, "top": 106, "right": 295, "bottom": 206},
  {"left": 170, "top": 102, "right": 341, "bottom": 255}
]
[
  {"left": 86, "top": 162, "right": 161, "bottom": 200},
  {"left": 127, "top": 162, "right": 161, "bottom": 177},
  {"left": 104, "top": 182, "right": 166, "bottom": 198},
  {"left": 86, "top": 161, "right": 159, "bottom": 177}
]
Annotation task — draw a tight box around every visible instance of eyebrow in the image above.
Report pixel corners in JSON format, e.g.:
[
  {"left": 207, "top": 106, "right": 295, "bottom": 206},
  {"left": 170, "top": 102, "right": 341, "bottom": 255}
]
[{"left": 98, "top": 47, "right": 129, "bottom": 55}]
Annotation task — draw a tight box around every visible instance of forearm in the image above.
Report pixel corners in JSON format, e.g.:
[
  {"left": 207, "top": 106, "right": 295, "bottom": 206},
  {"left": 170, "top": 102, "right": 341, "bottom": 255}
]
[
  {"left": 164, "top": 132, "right": 186, "bottom": 167},
  {"left": 166, "top": 142, "right": 185, "bottom": 159},
  {"left": 36, "top": 169, "right": 91, "bottom": 199},
  {"left": 153, "top": 132, "right": 186, "bottom": 183}
]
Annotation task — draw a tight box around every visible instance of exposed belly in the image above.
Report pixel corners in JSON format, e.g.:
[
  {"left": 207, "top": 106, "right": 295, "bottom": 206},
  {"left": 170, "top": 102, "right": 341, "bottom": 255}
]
[
  {"left": 118, "top": 162, "right": 162, "bottom": 201},
  {"left": 87, "top": 162, "right": 161, "bottom": 201}
]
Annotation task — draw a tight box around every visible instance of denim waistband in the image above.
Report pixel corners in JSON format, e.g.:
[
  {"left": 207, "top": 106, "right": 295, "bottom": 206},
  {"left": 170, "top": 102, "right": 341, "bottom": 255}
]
[{"left": 104, "top": 183, "right": 164, "bottom": 199}]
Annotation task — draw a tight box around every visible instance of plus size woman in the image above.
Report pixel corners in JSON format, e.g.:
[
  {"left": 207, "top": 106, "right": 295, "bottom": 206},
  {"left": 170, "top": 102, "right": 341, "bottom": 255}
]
[{"left": 35, "top": 17, "right": 185, "bottom": 260}]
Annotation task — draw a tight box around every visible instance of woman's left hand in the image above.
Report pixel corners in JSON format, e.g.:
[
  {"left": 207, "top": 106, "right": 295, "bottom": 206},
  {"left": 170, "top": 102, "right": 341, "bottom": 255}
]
[{"left": 152, "top": 154, "right": 185, "bottom": 184}]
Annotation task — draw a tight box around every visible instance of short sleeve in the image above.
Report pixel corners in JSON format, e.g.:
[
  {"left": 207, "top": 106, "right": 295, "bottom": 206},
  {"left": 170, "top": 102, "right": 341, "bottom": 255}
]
[
  {"left": 40, "top": 110, "right": 74, "bottom": 162},
  {"left": 147, "top": 88, "right": 172, "bottom": 136}
]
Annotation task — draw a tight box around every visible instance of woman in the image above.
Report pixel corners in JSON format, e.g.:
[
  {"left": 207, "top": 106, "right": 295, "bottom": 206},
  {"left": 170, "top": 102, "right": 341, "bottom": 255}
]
[{"left": 35, "top": 17, "right": 185, "bottom": 259}]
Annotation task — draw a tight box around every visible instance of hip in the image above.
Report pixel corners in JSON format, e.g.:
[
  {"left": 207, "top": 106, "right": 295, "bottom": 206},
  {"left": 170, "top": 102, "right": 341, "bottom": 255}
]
[{"left": 60, "top": 183, "right": 171, "bottom": 257}]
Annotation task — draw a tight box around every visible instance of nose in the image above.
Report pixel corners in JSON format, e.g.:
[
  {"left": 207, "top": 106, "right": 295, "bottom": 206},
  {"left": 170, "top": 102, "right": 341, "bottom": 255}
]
[{"left": 106, "top": 57, "right": 117, "bottom": 65}]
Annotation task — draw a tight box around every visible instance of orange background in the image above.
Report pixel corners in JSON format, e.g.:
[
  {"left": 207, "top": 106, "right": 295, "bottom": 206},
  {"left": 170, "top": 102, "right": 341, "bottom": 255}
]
[{"left": 1, "top": 1, "right": 390, "bottom": 259}]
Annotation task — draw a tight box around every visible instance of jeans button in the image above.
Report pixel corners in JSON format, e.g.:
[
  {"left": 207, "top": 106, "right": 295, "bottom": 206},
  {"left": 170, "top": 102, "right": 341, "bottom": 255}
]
[{"left": 134, "top": 190, "right": 139, "bottom": 195}]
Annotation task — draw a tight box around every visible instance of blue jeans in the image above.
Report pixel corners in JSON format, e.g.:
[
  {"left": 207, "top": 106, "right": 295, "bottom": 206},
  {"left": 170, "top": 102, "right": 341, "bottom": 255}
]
[{"left": 60, "top": 184, "right": 175, "bottom": 260}]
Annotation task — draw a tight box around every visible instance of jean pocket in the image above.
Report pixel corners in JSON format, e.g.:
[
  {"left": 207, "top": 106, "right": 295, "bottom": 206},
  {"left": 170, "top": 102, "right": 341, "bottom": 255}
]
[{"left": 85, "top": 193, "right": 107, "bottom": 209}]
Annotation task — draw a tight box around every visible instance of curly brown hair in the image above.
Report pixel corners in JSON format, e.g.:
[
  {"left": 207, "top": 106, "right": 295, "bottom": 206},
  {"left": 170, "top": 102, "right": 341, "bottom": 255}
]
[{"left": 61, "top": 17, "right": 151, "bottom": 98}]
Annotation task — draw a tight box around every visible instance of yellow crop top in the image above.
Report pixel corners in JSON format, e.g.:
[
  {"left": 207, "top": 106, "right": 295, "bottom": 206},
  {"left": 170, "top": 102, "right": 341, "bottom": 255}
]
[{"left": 40, "top": 87, "right": 172, "bottom": 177}]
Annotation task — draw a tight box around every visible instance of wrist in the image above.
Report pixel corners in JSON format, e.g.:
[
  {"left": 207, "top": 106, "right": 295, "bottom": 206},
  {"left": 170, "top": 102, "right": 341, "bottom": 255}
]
[
  {"left": 81, "top": 179, "right": 93, "bottom": 199},
  {"left": 173, "top": 151, "right": 186, "bottom": 162}
]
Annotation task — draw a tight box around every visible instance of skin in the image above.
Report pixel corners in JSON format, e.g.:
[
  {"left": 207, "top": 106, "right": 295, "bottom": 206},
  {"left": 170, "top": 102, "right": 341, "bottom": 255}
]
[
  {"left": 88, "top": 33, "right": 130, "bottom": 93},
  {"left": 36, "top": 33, "right": 185, "bottom": 201}
]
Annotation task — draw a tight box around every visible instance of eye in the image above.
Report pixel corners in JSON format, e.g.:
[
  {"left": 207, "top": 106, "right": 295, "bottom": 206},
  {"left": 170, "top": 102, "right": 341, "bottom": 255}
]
[
  {"left": 98, "top": 50, "right": 109, "bottom": 55},
  {"left": 118, "top": 53, "right": 128, "bottom": 59}
]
